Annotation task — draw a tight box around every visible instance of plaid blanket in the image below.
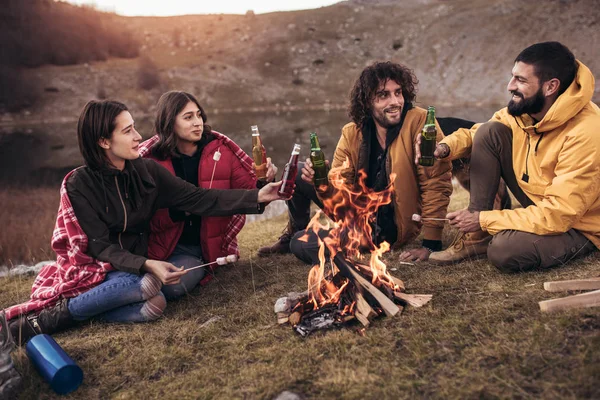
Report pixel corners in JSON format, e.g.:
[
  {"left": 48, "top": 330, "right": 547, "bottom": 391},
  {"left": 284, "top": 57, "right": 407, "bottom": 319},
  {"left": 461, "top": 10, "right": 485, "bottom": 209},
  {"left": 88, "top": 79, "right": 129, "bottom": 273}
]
[
  {"left": 138, "top": 131, "right": 256, "bottom": 259},
  {"left": 4, "top": 169, "right": 114, "bottom": 320}
]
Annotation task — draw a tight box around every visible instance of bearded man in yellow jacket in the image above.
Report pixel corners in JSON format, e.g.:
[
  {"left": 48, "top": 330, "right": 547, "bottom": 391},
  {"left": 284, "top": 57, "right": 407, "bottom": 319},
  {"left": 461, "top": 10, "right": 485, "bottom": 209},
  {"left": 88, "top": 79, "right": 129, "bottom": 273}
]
[
  {"left": 425, "top": 41, "right": 600, "bottom": 271},
  {"left": 261, "top": 61, "right": 453, "bottom": 264}
]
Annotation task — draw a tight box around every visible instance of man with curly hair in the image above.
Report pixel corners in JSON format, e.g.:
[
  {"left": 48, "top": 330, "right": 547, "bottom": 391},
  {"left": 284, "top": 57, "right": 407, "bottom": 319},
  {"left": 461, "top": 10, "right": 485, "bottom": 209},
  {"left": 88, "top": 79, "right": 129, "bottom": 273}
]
[{"left": 258, "top": 61, "right": 453, "bottom": 263}]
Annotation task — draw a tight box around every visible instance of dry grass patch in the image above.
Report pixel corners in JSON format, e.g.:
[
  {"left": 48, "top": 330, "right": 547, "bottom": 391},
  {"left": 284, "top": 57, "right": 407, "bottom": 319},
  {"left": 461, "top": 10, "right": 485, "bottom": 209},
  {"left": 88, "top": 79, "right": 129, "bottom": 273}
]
[
  {"left": 0, "top": 188, "right": 58, "bottom": 266},
  {"left": 1, "top": 187, "right": 599, "bottom": 399}
]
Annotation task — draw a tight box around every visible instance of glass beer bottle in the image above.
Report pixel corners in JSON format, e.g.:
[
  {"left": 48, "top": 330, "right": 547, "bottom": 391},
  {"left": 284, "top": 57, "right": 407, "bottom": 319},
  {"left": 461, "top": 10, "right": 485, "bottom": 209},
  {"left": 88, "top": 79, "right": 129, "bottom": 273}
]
[
  {"left": 278, "top": 143, "right": 301, "bottom": 197},
  {"left": 309, "top": 132, "right": 328, "bottom": 189},
  {"left": 251, "top": 125, "right": 268, "bottom": 181},
  {"left": 419, "top": 106, "right": 437, "bottom": 167}
]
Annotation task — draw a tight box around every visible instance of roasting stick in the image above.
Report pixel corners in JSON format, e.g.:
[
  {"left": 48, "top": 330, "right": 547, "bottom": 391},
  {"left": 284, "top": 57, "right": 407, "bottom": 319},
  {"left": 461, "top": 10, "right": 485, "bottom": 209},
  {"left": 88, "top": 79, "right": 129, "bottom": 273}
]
[
  {"left": 412, "top": 213, "right": 449, "bottom": 222},
  {"left": 184, "top": 255, "right": 238, "bottom": 272}
]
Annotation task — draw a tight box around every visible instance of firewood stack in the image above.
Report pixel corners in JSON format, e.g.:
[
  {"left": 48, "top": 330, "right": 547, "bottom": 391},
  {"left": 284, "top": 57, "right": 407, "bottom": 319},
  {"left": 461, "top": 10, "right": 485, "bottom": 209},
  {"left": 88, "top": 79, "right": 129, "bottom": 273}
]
[
  {"left": 274, "top": 160, "right": 432, "bottom": 336},
  {"left": 274, "top": 253, "right": 432, "bottom": 337}
]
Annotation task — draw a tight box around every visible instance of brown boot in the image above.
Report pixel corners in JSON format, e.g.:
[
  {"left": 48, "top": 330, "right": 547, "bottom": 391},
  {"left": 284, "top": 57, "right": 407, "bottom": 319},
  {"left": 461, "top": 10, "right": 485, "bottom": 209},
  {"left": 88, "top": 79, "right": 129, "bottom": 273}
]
[
  {"left": 428, "top": 230, "right": 491, "bottom": 265},
  {"left": 257, "top": 224, "right": 296, "bottom": 257},
  {"left": 8, "top": 299, "right": 75, "bottom": 346}
]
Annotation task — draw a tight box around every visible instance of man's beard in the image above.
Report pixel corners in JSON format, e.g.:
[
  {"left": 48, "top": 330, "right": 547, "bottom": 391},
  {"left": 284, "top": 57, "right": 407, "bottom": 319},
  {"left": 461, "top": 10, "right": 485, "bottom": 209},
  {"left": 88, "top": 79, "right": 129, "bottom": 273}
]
[
  {"left": 507, "top": 87, "right": 545, "bottom": 116},
  {"left": 372, "top": 106, "right": 403, "bottom": 130}
]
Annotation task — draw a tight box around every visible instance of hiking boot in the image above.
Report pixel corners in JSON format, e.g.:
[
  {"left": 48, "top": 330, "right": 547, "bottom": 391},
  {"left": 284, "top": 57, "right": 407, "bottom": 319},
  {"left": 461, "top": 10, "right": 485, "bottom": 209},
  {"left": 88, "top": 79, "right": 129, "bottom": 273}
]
[
  {"left": 0, "top": 312, "right": 22, "bottom": 398},
  {"left": 9, "top": 299, "right": 75, "bottom": 346},
  {"left": 258, "top": 226, "right": 296, "bottom": 257},
  {"left": 428, "top": 230, "right": 491, "bottom": 265}
]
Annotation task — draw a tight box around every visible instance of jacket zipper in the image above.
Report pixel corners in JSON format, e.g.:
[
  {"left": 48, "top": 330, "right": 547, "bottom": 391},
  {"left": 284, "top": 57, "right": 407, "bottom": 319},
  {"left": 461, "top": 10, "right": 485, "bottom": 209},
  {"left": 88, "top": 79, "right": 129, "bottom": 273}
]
[
  {"left": 523, "top": 132, "right": 531, "bottom": 183},
  {"left": 114, "top": 176, "right": 128, "bottom": 249}
]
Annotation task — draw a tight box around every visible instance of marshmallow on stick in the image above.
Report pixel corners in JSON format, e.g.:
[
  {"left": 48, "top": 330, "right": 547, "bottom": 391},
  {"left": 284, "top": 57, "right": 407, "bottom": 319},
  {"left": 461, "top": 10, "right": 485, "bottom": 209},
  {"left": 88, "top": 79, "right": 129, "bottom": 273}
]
[
  {"left": 412, "top": 213, "right": 449, "bottom": 222},
  {"left": 185, "top": 254, "right": 238, "bottom": 272}
]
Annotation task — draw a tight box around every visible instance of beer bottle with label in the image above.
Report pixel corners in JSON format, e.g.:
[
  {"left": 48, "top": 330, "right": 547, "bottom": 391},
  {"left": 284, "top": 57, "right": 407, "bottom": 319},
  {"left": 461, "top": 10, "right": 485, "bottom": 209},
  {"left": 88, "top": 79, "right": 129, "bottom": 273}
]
[
  {"left": 278, "top": 143, "right": 301, "bottom": 197},
  {"left": 251, "top": 125, "right": 268, "bottom": 181},
  {"left": 309, "top": 132, "right": 328, "bottom": 190},
  {"left": 419, "top": 106, "right": 437, "bottom": 167}
]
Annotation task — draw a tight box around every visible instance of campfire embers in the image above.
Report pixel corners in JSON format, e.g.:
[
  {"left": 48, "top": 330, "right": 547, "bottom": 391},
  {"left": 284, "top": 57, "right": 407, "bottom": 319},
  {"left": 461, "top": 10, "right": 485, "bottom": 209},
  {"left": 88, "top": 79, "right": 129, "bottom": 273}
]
[{"left": 275, "top": 160, "right": 432, "bottom": 336}]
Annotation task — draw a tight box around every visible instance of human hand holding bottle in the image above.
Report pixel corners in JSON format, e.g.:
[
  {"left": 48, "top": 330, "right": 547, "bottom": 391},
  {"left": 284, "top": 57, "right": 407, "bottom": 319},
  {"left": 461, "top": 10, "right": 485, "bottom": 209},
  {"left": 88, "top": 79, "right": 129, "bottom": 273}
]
[
  {"left": 413, "top": 135, "right": 450, "bottom": 165},
  {"left": 258, "top": 181, "right": 292, "bottom": 201},
  {"left": 301, "top": 158, "right": 330, "bottom": 185}
]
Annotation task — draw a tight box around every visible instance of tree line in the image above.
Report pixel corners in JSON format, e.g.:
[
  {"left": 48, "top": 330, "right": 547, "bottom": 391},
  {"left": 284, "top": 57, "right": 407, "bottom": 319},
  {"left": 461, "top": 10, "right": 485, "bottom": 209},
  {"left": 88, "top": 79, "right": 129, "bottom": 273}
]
[{"left": 0, "top": 0, "right": 140, "bottom": 111}]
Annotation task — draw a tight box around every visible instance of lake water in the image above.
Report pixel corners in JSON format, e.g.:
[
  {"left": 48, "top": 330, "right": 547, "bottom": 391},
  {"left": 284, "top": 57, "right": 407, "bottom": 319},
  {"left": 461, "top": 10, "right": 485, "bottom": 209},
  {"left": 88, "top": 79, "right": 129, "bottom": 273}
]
[{"left": 0, "top": 105, "right": 499, "bottom": 188}]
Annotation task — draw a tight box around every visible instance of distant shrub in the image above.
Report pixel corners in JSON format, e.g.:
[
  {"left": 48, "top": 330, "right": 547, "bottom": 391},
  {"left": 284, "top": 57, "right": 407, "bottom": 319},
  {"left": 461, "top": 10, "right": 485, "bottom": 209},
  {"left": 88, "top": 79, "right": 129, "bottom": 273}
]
[{"left": 137, "top": 57, "right": 161, "bottom": 90}]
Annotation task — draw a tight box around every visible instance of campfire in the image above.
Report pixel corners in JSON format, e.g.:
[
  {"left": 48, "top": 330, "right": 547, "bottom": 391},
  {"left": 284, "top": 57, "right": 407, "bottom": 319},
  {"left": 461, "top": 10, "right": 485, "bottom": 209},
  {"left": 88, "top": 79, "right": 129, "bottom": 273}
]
[{"left": 275, "top": 161, "right": 432, "bottom": 336}]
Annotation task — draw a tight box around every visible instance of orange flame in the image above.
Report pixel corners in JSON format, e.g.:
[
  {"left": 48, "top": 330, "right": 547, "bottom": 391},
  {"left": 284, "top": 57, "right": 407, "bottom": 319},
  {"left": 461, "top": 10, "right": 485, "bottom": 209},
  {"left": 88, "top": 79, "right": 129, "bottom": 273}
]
[{"left": 305, "top": 158, "right": 399, "bottom": 309}]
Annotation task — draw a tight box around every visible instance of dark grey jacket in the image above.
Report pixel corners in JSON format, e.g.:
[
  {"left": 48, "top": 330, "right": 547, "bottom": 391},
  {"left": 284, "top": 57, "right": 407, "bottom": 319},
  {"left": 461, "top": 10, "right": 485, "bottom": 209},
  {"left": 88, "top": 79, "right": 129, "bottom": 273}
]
[{"left": 66, "top": 158, "right": 260, "bottom": 274}]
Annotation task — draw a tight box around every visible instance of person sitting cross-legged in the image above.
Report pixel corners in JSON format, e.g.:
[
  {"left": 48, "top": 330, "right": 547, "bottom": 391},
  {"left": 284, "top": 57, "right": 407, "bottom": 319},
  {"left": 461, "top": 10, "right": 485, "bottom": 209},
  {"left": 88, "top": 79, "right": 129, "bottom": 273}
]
[{"left": 420, "top": 41, "right": 600, "bottom": 272}]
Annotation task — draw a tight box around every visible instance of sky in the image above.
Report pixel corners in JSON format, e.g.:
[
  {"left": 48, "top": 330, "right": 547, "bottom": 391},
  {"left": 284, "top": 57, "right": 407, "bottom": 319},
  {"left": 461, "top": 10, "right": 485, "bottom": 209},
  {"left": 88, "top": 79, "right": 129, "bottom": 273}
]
[{"left": 65, "top": 0, "right": 343, "bottom": 16}]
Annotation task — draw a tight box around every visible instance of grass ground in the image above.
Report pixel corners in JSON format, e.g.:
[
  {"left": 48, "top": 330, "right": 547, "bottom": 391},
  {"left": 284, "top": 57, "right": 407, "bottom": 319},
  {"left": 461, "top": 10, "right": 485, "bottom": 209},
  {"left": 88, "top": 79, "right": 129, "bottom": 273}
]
[{"left": 1, "top": 186, "right": 599, "bottom": 399}]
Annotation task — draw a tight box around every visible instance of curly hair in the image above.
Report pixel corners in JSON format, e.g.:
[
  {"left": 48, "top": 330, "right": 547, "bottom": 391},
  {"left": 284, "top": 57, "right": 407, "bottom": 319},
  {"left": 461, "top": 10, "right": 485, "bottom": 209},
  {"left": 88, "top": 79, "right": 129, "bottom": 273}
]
[
  {"left": 348, "top": 61, "right": 418, "bottom": 130},
  {"left": 151, "top": 91, "right": 212, "bottom": 160}
]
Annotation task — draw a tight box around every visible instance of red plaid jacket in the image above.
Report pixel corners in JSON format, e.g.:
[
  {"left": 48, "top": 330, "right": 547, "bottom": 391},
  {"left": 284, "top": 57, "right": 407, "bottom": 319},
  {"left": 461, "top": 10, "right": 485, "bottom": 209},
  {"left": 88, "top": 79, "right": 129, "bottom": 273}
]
[
  {"left": 4, "top": 169, "right": 114, "bottom": 320},
  {"left": 138, "top": 132, "right": 255, "bottom": 262}
]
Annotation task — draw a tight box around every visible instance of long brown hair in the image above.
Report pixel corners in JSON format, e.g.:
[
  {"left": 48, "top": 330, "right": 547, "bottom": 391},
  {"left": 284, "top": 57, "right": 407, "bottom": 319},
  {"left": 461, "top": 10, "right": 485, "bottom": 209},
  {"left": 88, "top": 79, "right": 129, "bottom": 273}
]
[
  {"left": 349, "top": 61, "right": 418, "bottom": 131},
  {"left": 151, "top": 91, "right": 212, "bottom": 160},
  {"left": 77, "top": 100, "right": 128, "bottom": 170}
]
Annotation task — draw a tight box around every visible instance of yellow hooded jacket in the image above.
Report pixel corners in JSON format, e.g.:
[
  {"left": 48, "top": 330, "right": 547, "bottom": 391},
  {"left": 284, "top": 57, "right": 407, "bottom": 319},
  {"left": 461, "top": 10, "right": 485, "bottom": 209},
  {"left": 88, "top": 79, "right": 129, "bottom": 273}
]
[{"left": 441, "top": 61, "right": 600, "bottom": 248}]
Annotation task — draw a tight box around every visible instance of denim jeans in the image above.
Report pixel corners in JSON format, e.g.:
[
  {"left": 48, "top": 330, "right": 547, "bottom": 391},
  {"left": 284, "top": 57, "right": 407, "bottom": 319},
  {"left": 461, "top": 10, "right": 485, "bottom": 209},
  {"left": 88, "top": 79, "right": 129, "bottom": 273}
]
[
  {"left": 67, "top": 271, "right": 165, "bottom": 323},
  {"left": 162, "top": 244, "right": 206, "bottom": 300}
]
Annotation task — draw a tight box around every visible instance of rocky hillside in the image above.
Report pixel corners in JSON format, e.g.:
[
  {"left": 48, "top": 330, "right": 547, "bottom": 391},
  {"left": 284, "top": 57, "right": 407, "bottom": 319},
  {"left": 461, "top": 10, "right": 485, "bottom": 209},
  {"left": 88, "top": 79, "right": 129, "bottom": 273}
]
[{"left": 3, "top": 0, "right": 599, "bottom": 125}]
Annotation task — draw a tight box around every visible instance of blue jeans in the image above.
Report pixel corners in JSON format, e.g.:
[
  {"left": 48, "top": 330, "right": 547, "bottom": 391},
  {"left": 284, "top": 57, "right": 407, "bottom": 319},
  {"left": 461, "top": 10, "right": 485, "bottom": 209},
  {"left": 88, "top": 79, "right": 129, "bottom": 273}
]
[
  {"left": 162, "top": 244, "right": 207, "bottom": 300},
  {"left": 67, "top": 271, "right": 165, "bottom": 323}
]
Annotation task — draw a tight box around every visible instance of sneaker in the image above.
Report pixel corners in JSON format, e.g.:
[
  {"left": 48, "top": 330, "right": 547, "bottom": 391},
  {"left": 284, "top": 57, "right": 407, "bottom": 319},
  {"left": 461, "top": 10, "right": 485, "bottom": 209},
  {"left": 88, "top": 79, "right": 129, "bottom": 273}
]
[
  {"left": 258, "top": 229, "right": 294, "bottom": 257},
  {"left": 428, "top": 230, "right": 491, "bottom": 265}
]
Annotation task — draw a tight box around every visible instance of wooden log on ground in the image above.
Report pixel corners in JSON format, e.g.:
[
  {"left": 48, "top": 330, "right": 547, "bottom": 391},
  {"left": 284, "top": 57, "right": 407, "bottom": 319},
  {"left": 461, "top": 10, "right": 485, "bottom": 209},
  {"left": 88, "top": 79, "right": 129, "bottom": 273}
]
[
  {"left": 277, "top": 312, "right": 290, "bottom": 324},
  {"left": 543, "top": 277, "right": 600, "bottom": 292},
  {"left": 393, "top": 292, "right": 433, "bottom": 308},
  {"left": 333, "top": 253, "right": 400, "bottom": 317},
  {"left": 539, "top": 289, "right": 600, "bottom": 313}
]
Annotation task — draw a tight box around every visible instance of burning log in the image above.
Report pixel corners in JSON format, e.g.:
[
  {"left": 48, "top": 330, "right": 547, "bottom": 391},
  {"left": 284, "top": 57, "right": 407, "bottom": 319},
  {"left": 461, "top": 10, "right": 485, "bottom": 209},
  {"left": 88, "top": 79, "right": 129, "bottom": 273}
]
[
  {"left": 354, "top": 292, "right": 376, "bottom": 327},
  {"left": 332, "top": 253, "right": 400, "bottom": 317},
  {"left": 354, "top": 262, "right": 405, "bottom": 291}
]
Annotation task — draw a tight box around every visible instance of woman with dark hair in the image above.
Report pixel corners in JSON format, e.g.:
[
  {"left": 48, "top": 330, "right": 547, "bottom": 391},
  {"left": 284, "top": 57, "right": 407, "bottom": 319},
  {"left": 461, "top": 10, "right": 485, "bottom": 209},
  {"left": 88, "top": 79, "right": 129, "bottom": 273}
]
[
  {"left": 139, "top": 91, "right": 277, "bottom": 299},
  {"left": 6, "top": 100, "right": 285, "bottom": 345}
]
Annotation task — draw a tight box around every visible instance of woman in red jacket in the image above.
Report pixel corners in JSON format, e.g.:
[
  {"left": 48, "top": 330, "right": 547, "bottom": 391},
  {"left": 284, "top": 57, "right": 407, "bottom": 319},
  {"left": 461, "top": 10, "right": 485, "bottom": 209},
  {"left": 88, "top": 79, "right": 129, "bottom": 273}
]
[{"left": 140, "top": 91, "right": 277, "bottom": 299}]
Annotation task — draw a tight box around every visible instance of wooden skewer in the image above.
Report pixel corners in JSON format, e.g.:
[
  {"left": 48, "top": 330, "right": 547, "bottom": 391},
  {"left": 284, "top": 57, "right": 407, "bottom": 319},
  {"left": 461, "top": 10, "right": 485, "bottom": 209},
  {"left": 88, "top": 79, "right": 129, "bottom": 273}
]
[
  {"left": 185, "top": 255, "right": 238, "bottom": 272},
  {"left": 186, "top": 262, "right": 217, "bottom": 272}
]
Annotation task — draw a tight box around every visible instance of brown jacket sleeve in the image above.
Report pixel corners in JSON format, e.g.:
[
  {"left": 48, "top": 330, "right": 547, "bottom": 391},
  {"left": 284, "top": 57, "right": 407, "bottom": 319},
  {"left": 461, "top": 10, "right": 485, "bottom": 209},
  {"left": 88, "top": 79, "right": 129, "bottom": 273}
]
[{"left": 415, "top": 118, "right": 453, "bottom": 241}]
